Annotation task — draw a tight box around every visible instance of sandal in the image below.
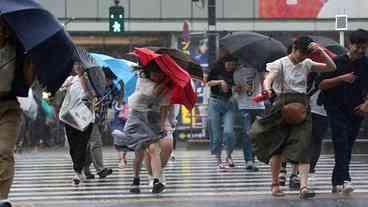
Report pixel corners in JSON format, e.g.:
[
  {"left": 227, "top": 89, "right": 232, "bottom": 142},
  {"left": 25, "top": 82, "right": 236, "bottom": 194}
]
[
  {"left": 299, "top": 186, "right": 316, "bottom": 199},
  {"left": 271, "top": 183, "right": 285, "bottom": 197},
  {"left": 279, "top": 169, "right": 287, "bottom": 186}
]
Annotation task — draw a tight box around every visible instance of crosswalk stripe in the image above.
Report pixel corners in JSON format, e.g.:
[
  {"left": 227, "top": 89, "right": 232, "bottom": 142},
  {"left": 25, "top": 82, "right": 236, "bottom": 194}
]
[{"left": 9, "top": 150, "right": 368, "bottom": 203}]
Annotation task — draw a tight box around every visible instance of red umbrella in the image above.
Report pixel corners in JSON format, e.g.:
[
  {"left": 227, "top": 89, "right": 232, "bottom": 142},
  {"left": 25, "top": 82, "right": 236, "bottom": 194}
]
[
  {"left": 309, "top": 47, "right": 336, "bottom": 63},
  {"left": 134, "top": 48, "right": 197, "bottom": 110}
]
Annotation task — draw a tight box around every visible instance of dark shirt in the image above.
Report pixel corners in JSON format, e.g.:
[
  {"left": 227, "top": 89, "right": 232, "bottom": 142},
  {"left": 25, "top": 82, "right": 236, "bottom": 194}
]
[
  {"left": 320, "top": 55, "right": 368, "bottom": 111},
  {"left": 208, "top": 61, "right": 234, "bottom": 99}
]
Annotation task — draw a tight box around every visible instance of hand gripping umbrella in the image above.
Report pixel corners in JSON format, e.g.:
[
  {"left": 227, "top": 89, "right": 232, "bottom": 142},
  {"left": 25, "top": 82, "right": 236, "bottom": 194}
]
[
  {"left": 91, "top": 53, "right": 138, "bottom": 100},
  {"left": 134, "top": 48, "right": 197, "bottom": 110}
]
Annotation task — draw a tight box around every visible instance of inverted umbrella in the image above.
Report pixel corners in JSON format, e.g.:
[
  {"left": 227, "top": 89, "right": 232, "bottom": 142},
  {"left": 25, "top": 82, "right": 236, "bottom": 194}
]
[
  {"left": 91, "top": 53, "right": 138, "bottom": 100},
  {"left": 148, "top": 47, "right": 203, "bottom": 80},
  {"left": 220, "top": 32, "right": 287, "bottom": 72},
  {"left": 0, "top": 0, "right": 76, "bottom": 94},
  {"left": 134, "top": 48, "right": 196, "bottom": 110},
  {"left": 73, "top": 47, "right": 107, "bottom": 98}
]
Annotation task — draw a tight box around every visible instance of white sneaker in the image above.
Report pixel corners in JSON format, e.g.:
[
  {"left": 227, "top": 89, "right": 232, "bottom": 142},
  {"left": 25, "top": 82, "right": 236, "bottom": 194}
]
[
  {"left": 342, "top": 181, "right": 354, "bottom": 195},
  {"left": 72, "top": 173, "right": 83, "bottom": 185},
  {"left": 160, "top": 171, "right": 167, "bottom": 185},
  {"left": 147, "top": 175, "right": 154, "bottom": 187},
  {"left": 332, "top": 185, "right": 343, "bottom": 194},
  {"left": 171, "top": 152, "right": 176, "bottom": 161}
]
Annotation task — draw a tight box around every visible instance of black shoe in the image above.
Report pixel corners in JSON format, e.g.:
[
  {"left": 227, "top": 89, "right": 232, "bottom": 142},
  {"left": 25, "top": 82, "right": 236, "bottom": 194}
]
[
  {"left": 0, "top": 201, "right": 11, "bottom": 207},
  {"left": 85, "top": 172, "right": 95, "bottom": 179},
  {"left": 289, "top": 174, "right": 301, "bottom": 190},
  {"left": 130, "top": 184, "right": 141, "bottom": 194},
  {"left": 98, "top": 168, "right": 113, "bottom": 178},
  {"left": 152, "top": 182, "right": 165, "bottom": 194},
  {"left": 279, "top": 169, "right": 287, "bottom": 186},
  {"left": 129, "top": 177, "right": 141, "bottom": 194}
]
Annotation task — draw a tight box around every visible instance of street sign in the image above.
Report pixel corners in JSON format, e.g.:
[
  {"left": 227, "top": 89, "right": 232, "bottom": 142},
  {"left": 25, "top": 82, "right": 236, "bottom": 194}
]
[
  {"left": 109, "top": 6, "right": 124, "bottom": 33},
  {"left": 335, "top": 14, "right": 348, "bottom": 31}
]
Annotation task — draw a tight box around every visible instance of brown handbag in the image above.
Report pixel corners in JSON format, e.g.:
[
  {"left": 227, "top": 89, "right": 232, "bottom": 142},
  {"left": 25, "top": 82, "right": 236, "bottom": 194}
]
[{"left": 279, "top": 61, "right": 307, "bottom": 125}]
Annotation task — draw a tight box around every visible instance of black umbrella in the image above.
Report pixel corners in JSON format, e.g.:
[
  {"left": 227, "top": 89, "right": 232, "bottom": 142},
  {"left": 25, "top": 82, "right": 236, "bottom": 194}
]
[
  {"left": 148, "top": 47, "right": 203, "bottom": 80},
  {"left": 309, "top": 35, "right": 348, "bottom": 56},
  {"left": 220, "top": 32, "right": 287, "bottom": 72},
  {"left": 0, "top": 0, "right": 77, "bottom": 93}
]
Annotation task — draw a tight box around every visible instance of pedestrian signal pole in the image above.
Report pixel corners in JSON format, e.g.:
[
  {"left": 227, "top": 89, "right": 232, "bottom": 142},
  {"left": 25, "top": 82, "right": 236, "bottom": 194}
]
[
  {"left": 109, "top": 0, "right": 124, "bottom": 33},
  {"left": 207, "top": 0, "right": 218, "bottom": 65}
]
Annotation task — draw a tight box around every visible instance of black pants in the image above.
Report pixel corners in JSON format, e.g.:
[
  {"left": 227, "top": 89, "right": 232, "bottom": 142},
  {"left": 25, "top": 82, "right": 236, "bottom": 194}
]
[
  {"left": 326, "top": 106, "right": 362, "bottom": 186},
  {"left": 310, "top": 113, "right": 329, "bottom": 171},
  {"left": 65, "top": 124, "right": 93, "bottom": 173}
]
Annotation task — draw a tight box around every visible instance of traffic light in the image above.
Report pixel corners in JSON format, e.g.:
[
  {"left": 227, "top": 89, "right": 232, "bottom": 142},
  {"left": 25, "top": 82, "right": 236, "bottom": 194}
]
[{"left": 109, "top": 6, "right": 124, "bottom": 33}]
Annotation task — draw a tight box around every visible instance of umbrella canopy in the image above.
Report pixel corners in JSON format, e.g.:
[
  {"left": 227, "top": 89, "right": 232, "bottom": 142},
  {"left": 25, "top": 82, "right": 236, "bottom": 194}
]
[
  {"left": 0, "top": 0, "right": 76, "bottom": 94},
  {"left": 134, "top": 48, "right": 196, "bottom": 110},
  {"left": 73, "top": 47, "right": 107, "bottom": 98},
  {"left": 220, "top": 32, "right": 287, "bottom": 72},
  {"left": 148, "top": 47, "right": 203, "bottom": 80},
  {"left": 91, "top": 53, "right": 138, "bottom": 100},
  {"left": 309, "top": 35, "right": 348, "bottom": 56},
  {"left": 0, "top": 0, "right": 62, "bottom": 51}
]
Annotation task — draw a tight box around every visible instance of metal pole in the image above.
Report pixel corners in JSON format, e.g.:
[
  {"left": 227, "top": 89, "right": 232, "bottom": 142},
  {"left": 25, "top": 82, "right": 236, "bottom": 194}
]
[
  {"left": 339, "top": 31, "right": 345, "bottom": 47},
  {"left": 207, "top": 0, "right": 217, "bottom": 65}
]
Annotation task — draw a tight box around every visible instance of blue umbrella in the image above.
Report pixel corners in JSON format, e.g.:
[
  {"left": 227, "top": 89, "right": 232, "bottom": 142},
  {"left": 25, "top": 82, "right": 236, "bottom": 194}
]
[
  {"left": 0, "top": 0, "right": 76, "bottom": 93},
  {"left": 91, "top": 53, "right": 137, "bottom": 100}
]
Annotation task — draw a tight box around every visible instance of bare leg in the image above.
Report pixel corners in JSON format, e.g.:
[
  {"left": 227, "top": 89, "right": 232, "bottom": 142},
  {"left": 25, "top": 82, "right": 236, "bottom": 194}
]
[
  {"left": 298, "top": 164, "right": 310, "bottom": 189},
  {"left": 147, "top": 143, "right": 162, "bottom": 179},
  {"left": 133, "top": 150, "right": 145, "bottom": 178},
  {"left": 144, "top": 150, "right": 153, "bottom": 176},
  {"left": 271, "top": 155, "right": 283, "bottom": 196},
  {"left": 160, "top": 137, "right": 173, "bottom": 168}
]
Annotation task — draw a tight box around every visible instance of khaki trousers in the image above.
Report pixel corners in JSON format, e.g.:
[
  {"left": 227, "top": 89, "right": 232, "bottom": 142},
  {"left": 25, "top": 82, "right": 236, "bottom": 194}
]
[{"left": 0, "top": 100, "right": 20, "bottom": 199}]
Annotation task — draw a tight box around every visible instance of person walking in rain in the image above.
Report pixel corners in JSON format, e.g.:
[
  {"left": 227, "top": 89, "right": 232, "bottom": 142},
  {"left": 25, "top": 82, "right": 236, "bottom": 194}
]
[
  {"left": 207, "top": 55, "right": 238, "bottom": 169},
  {"left": 319, "top": 29, "right": 368, "bottom": 195},
  {"left": 0, "top": 17, "right": 34, "bottom": 206},
  {"left": 251, "top": 36, "right": 336, "bottom": 199},
  {"left": 114, "top": 62, "right": 173, "bottom": 194}
]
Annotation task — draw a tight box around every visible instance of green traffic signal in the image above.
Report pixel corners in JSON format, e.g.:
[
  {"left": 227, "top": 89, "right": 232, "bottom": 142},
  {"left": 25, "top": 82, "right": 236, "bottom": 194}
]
[{"left": 109, "top": 6, "right": 124, "bottom": 33}]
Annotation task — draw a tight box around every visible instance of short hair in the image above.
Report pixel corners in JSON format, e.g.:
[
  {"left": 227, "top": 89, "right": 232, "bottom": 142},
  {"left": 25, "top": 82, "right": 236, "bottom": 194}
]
[
  {"left": 221, "top": 55, "right": 238, "bottom": 63},
  {"left": 349, "top": 29, "right": 368, "bottom": 45},
  {"left": 293, "top": 36, "right": 314, "bottom": 54}
]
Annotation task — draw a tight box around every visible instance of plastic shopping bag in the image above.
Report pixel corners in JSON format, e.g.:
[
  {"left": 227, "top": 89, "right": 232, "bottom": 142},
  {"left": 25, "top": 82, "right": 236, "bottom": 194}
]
[
  {"left": 17, "top": 89, "right": 38, "bottom": 120},
  {"left": 59, "top": 79, "right": 94, "bottom": 131}
]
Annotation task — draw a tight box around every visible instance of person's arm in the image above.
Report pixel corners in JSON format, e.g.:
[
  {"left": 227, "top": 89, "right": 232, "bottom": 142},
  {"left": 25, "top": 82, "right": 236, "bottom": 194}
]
[
  {"left": 78, "top": 73, "right": 96, "bottom": 98},
  {"left": 263, "top": 71, "right": 278, "bottom": 95},
  {"left": 309, "top": 43, "right": 336, "bottom": 72},
  {"left": 319, "top": 72, "right": 356, "bottom": 90}
]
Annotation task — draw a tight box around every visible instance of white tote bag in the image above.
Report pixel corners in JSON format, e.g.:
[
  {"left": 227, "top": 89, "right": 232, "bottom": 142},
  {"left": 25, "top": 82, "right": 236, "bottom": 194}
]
[{"left": 59, "top": 77, "right": 94, "bottom": 131}]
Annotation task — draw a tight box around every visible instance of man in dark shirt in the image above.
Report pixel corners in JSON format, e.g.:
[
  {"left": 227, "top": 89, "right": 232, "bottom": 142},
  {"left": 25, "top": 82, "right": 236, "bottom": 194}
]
[
  {"left": 319, "top": 29, "right": 368, "bottom": 195},
  {"left": 207, "top": 55, "right": 238, "bottom": 169}
]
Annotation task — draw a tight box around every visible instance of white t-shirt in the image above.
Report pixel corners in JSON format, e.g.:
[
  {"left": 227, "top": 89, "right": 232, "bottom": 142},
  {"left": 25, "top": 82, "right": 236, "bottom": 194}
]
[
  {"left": 310, "top": 90, "right": 327, "bottom": 116},
  {"left": 266, "top": 56, "right": 313, "bottom": 94},
  {"left": 128, "top": 77, "right": 170, "bottom": 112},
  {"left": 233, "top": 67, "right": 265, "bottom": 110},
  {"left": 0, "top": 44, "right": 16, "bottom": 93}
]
